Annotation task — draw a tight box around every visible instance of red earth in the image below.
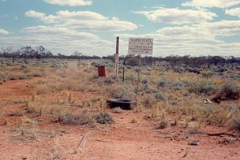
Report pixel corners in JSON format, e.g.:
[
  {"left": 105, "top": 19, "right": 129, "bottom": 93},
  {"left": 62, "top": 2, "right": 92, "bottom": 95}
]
[{"left": 0, "top": 78, "right": 240, "bottom": 160}]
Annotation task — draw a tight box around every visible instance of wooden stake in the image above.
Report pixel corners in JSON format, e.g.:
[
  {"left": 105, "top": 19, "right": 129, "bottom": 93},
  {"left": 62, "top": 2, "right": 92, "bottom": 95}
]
[
  {"left": 115, "top": 37, "right": 119, "bottom": 78},
  {"left": 135, "top": 55, "right": 141, "bottom": 101},
  {"left": 123, "top": 59, "right": 125, "bottom": 82}
]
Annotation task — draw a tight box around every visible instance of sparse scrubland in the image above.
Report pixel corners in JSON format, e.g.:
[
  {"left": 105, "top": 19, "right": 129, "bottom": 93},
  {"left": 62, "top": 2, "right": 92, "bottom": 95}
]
[{"left": 0, "top": 57, "right": 240, "bottom": 159}]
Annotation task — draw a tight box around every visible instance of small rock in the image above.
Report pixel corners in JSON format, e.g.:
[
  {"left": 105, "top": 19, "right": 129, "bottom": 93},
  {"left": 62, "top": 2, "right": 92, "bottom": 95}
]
[{"left": 188, "top": 141, "right": 199, "bottom": 146}]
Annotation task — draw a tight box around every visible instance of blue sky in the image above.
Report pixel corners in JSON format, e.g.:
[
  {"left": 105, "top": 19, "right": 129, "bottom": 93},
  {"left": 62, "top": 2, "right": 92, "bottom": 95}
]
[{"left": 0, "top": 0, "right": 240, "bottom": 57}]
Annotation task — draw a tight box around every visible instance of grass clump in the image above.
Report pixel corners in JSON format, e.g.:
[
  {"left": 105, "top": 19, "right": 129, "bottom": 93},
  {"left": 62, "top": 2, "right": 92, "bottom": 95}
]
[
  {"left": 232, "top": 118, "right": 240, "bottom": 131},
  {"left": 59, "top": 112, "right": 93, "bottom": 126},
  {"left": 201, "top": 71, "right": 214, "bottom": 78},
  {"left": 157, "top": 119, "right": 169, "bottom": 129},
  {"left": 112, "top": 107, "right": 124, "bottom": 114},
  {"left": 170, "top": 81, "right": 185, "bottom": 90},
  {"left": 141, "top": 77, "right": 150, "bottom": 84},
  {"left": 195, "top": 106, "right": 230, "bottom": 126},
  {"left": 142, "top": 94, "right": 157, "bottom": 108},
  {"left": 92, "top": 112, "right": 114, "bottom": 124},
  {"left": 8, "top": 111, "right": 24, "bottom": 116}
]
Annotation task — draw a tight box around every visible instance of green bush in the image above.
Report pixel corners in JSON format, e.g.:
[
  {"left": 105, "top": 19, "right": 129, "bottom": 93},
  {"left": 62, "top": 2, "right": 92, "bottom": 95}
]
[
  {"left": 215, "top": 81, "right": 240, "bottom": 100},
  {"left": 154, "top": 92, "right": 166, "bottom": 101},
  {"left": 188, "top": 81, "right": 218, "bottom": 96},
  {"left": 144, "top": 84, "right": 158, "bottom": 93},
  {"left": 170, "top": 81, "right": 185, "bottom": 90},
  {"left": 173, "top": 66, "right": 185, "bottom": 73},
  {"left": 157, "top": 80, "right": 169, "bottom": 88}
]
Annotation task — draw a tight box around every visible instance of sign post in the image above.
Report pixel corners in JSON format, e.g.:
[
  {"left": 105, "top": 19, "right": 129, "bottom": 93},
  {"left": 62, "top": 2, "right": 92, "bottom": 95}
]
[
  {"left": 128, "top": 38, "right": 153, "bottom": 55},
  {"left": 115, "top": 37, "right": 119, "bottom": 78},
  {"left": 128, "top": 38, "right": 153, "bottom": 100}
]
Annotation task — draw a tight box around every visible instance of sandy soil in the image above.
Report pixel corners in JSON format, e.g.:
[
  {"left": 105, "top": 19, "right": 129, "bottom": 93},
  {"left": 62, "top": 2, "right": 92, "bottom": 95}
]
[{"left": 0, "top": 79, "right": 240, "bottom": 160}]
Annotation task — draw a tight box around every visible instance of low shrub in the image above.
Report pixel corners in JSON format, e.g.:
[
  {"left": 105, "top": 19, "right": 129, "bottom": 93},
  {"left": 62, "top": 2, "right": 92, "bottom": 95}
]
[
  {"left": 9, "top": 76, "right": 18, "bottom": 80},
  {"left": 157, "top": 119, "right": 169, "bottom": 129},
  {"left": 157, "top": 79, "right": 169, "bottom": 88},
  {"left": 141, "top": 77, "right": 150, "bottom": 84},
  {"left": 173, "top": 66, "right": 185, "bottom": 73},
  {"left": 112, "top": 107, "right": 124, "bottom": 114},
  {"left": 144, "top": 84, "right": 158, "bottom": 93},
  {"left": 201, "top": 71, "right": 214, "bottom": 78},
  {"left": 60, "top": 113, "right": 93, "bottom": 126},
  {"left": 188, "top": 81, "right": 218, "bottom": 96},
  {"left": 142, "top": 94, "right": 157, "bottom": 108},
  {"left": 92, "top": 112, "right": 114, "bottom": 124},
  {"left": 18, "top": 75, "right": 29, "bottom": 80},
  {"left": 104, "top": 77, "right": 115, "bottom": 84},
  {"left": 170, "top": 81, "right": 185, "bottom": 90},
  {"left": 8, "top": 111, "right": 24, "bottom": 116},
  {"left": 232, "top": 118, "right": 240, "bottom": 131},
  {"left": 23, "top": 68, "right": 31, "bottom": 73},
  {"left": 154, "top": 91, "right": 166, "bottom": 101},
  {"left": 186, "top": 67, "right": 200, "bottom": 74},
  {"left": 215, "top": 81, "right": 240, "bottom": 100}
]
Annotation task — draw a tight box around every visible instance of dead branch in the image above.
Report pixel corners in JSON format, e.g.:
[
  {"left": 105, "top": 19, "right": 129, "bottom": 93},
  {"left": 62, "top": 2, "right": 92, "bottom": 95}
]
[
  {"left": 205, "top": 132, "right": 238, "bottom": 137},
  {"left": 78, "top": 131, "right": 91, "bottom": 149}
]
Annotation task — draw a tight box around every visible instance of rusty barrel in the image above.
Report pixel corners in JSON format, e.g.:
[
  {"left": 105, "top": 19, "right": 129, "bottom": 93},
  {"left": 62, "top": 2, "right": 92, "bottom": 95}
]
[{"left": 98, "top": 66, "right": 106, "bottom": 77}]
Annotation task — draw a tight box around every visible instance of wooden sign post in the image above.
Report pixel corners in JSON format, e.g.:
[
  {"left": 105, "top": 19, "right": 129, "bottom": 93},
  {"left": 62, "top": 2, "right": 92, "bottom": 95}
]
[{"left": 115, "top": 37, "right": 119, "bottom": 78}]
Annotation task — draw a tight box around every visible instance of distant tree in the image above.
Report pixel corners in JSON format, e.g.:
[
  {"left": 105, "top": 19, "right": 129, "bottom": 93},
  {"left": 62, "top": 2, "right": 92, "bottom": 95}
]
[
  {"left": 126, "top": 56, "right": 140, "bottom": 66},
  {"left": 73, "top": 51, "right": 82, "bottom": 57},
  {"left": 20, "top": 46, "right": 35, "bottom": 58},
  {"left": 102, "top": 55, "right": 115, "bottom": 62}
]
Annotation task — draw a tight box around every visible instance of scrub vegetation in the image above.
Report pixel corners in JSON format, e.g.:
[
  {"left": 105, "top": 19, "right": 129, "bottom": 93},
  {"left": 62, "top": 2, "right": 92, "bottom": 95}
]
[{"left": 0, "top": 54, "right": 240, "bottom": 159}]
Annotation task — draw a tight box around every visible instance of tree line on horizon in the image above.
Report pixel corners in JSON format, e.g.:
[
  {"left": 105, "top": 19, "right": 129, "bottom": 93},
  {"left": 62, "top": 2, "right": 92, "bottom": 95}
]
[{"left": 1, "top": 46, "right": 240, "bottom": 67}]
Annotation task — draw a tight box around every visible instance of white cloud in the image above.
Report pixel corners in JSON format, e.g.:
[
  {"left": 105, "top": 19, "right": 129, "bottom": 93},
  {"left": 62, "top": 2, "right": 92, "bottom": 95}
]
[
  {"left": 225, "top": 7, "right": 240, "bottom": 18},
  {"left": 25, "top": 10, "right": 45, "bottom": 18},
  {"left": 199, "top": 20, "right": 240, "bottom": 36},
  {"left": 182, "top": 0, "right": 240, "bottom": 8},
  {"left": 59, "top": 19, "right": 137, "bottom": 31},
  {"left": 44, "top": 0, "right": 92, "bottom": 6},
  {"left": 25, "top": 10, "right": 137, "bottom": 31},
  {"left": 57, "top": 10, "right": 107, "bottom": 20},
  {"left": 117, "top": 19, "right": 240, "bottom": 57},
  {"left": 118, "top": 34, "right": 240, "bottom": 57},
  {"left": 0, "top": 25, "right": 115, "bottom": 56},
  {"left": 154, "top": 20, "right": 240, "bottom": 42},
  {"left": 156, "top": 25, "right": 217, "bottom": 42},
  {"left": 135, "top": 7, "right": 217, "bottom": 24},
  {"left": 0, "top": 29, "right": 9, "bottom": 35},
  {"left": 22, "top": 26, "right": 100, "bottom": 40}
]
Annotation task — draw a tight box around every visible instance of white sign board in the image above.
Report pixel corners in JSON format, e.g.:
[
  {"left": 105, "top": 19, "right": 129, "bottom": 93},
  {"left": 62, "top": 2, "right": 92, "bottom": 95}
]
[{"left": 128, "top": 38, "right": 153, "bottom": 55}]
